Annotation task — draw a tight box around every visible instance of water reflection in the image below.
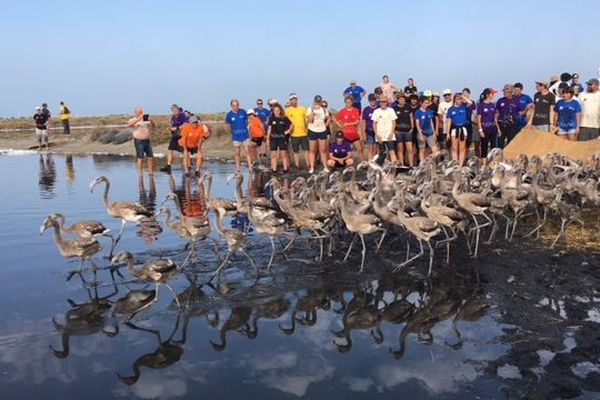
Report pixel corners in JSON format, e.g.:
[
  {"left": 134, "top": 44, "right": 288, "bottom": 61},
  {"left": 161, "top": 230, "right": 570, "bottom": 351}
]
[
  {"left": 137, "top": 175, "right": 162, "bottom": 244},
  {"left": 38, "top": 153, "right": 56, "bottom": 198},
  {"left": 65, "top": 154, "right": 75, "bottom": 188}
]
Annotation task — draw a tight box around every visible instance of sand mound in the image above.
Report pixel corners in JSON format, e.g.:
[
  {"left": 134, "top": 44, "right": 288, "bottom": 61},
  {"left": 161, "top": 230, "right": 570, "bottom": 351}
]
[{"left": 504, "top": 127, "right": 600, "bottom": 161}]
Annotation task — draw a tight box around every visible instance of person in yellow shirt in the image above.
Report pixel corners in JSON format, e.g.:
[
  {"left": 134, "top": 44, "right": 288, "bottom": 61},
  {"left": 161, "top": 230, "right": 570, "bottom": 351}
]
[
  {"left": 59, "top": 101, "right": 71, "bottom": 134},
  {"left": 285, "top": 93, "right": 309, "bottom": 170}
]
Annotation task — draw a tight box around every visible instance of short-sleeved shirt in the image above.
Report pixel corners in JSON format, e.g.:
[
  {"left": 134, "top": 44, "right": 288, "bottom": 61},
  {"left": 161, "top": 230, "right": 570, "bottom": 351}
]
[
  {"left": 532, "top": 92, "right": 556, "bottom": 126},
  {"left": 268, "top": 115, "right": 291, "bottom": 138},
  {"left": 33, "top": 112, "right": 49, "bottom": 129},
  {"left": 254, "top": 107, "right": 270, "bottom": 125},
  {"left": 306, "top": 106, "right": 328, "bottom": 133},
  {"left": 285, "top": 106, "right": 307, "bottom": 137},
  {"left": 517, "top": 94, "right": 533, "bottom": 128},
  {"left": 404, "top": 85, "right": 418, "bottom": 95},
  {"left": 447, "top": 105, "right": 469, "bottom": 127},
  {"left": 171, "top": 112, "right": 188, "bottom": 130},
  {"left": 371, "top": 107, "right": 397, "bottom": 142},
  {"left": 496, "top": 97, "right": 520, "bottom": 125},
  {"left": 362, "top": 105, "right": 378, "bottom": 132},
  {"left": 437, "top": 101, "right": 453, "bottom": 132},
  {"left": 225, "top": 109, "right": 249, "bottom": 142},
  {"left": 329, "top": 141, "right": 352, "bottom": 159},
  {"left": 179, "top": 123, "right": 207, "bottom": 148},
  {"left": 555, "top": 99, "right": 581, "bottom": 131},
  {"left": 343, "top": 86, "right": 366, "bottom": 107},
  {"left": 394, "top": 104, "right": 413, "bottom": 132},
  {"left": 415, "top": 108, "right": 435, "bottom": 136},
  {"left": 477, "top": 102, "right": 497, "bottom": 128},
  {"left": 336, "top": 107, "right": 361, "bottom": 141},
  {"left": 579, "top": 91, "right": 600, "bottom": 128},
  {"left": 129, "top": 119, "right": 152, "bottom": 140}
]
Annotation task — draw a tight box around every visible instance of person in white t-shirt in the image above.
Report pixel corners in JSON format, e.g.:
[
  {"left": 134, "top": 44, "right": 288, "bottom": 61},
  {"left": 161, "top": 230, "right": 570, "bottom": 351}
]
[
  {"left": 437, "top": 88, "right": 453, "bottom": 147},
  {"left": 578, "top": 78, "right": 600, "bottom": 141},
  {"left": 306, "top": 94, "right": 330, "bottom": 173},
  {"left": 371, "top": 95, "right": 398, "bottom": 163}
]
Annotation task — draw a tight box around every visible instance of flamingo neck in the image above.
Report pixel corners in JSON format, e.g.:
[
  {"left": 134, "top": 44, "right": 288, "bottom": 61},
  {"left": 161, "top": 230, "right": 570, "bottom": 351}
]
[
  {"left": 125, "top": 254, "right": 142, "bottom": 278},
  {"left": 101, "top": 181, "right": 111, "bottom": 208},
  {"left": 213, "top": 210, "right": 225, "bottom": 236}
]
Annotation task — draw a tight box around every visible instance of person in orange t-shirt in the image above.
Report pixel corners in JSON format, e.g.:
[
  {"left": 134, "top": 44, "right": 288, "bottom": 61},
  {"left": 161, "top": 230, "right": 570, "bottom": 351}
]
[
  {"left": 247, "top": 109, "right": 265, "bottom": 168},
  {"left": 335, "top": 96, "right": 365, "bottom": 161},
  {"left": 178, "top": 115, "right": 208, "bottom": 177}
]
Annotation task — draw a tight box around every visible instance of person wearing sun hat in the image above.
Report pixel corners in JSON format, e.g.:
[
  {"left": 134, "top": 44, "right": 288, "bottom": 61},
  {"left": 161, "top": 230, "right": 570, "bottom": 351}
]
[
  {"left": 437, "top": 88, "right": 453, "bottom": 147},
  {"left": 527, "top": 79, "right": 555, "bottom": 132}
]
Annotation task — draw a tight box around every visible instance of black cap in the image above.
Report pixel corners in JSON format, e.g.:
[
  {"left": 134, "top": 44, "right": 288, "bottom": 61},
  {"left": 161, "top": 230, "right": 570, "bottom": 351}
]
[
  {"left": 513, "top": 82, "right": 523, "bottom": 89},
  {"left": 313, "top": 95, "right": 323, "bottom": 103},
  {"left": 560, "top": 72, "right": 572, "bottom": 82},
  {"left": 558, "top": 82, "right": 570, "bottom": 90},
  {"left": 368, "top": 93, "right": 377, "bottom": 101},
  {"left": 335, "top": 131, "right": 344, "bottom": 139}
]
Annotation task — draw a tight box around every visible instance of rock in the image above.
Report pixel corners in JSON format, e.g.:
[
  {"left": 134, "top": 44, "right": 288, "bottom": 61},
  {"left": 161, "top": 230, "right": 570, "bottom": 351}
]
[
  {"left": 111, "top": 129, "right": 133, "bottom": 144},
  {"left": 97, "top": 132, "right": 117, "bottom": 144}
]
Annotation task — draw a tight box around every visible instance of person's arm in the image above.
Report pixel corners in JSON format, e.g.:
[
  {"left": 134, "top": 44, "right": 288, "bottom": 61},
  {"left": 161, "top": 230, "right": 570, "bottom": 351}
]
[
  {"left": 415, "top": 117, "right": 425, "bottom": 141},
  {"left": 410, "top": 112, "right": 415, "bottom": 132},
  {"left": 551, "top": 106, "right": 558, "bottom": 134},
  {"left": 477, "top": 114, "right": 485, "bottom": 137},
  {"left": 373, "top": 119, "right": 379, "bottom": 138},
  {"left": 575, "top": 110, "right": 581, "bottom": 134},
  {"left": 526, "top": 101, "right": 535, "bottom": 127},
  {"left": 128, "top": 115, "right": 142, "bottom": 128},
  {"left": 285, "top": 122, "right": 294, "bottom": 136}
]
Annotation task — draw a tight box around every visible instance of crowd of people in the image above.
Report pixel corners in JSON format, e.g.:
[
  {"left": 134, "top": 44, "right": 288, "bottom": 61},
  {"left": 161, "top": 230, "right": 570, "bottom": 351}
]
[{"left": 34, "top": 71, "right": 600, "bottom": 175}]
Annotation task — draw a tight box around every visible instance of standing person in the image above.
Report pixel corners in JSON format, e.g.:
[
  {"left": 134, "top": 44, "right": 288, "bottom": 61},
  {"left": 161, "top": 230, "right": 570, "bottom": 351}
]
[
  {"left": 446, "top": 93, "right": 470, "bottom": 166},
  {"left": 179, "top": 115, "right": 208, "bottom": 176},
  {"left": 343, "top": 80, "right": 366, "bottom": 111},
  {"left": 513, "top": 82, "right": 533, "bottom": 132},
  {"left": 247, "top": 109, "right": 266, "bottom": 167},
  {"left": 161, "top": 104, "right": 189, "bottom": 174},
  {"left": 285, "top": 94, "right": 309, "bottom": 171},
  {"left": 361, "top": 93, "right": 379, "bottom": 159},
  {"left": 33, "top": 106, "right": 49, "bottom": 151},
  {"left": 404, "top": 78, "right": 418, "bottom": 95},
  {"left": 306, "top": 95, "right": 330, "bottom": 173},
  {"left": 415, "top": 96, "right": 440, "bottom": 162},
  {"left": 571, "top": 73, "right": 584, "bottom": 94},
  {"left": 461, "top": 88, "right": 476, "bottom": 153},
  {"left": 527, "top": 79, "right": 556, "bottom": 132},
  {"left": 553, "top": 87, "right": 581, "bottom": 141},
  {"left": 371, "top": 95, "right": 398, "bottom": 163},
  {"left": 321, "top": 99, "right": 333, "bottom": 139},
  {"left": 336, "top": 96, "right": 365, "bottom": 161},
  {"left": 59, "top": 101, "right": 70, "bottom": 134},
  {"left": 128, "top": 107, "right": 156, "bottom": 176},
  {"left": 254, "top": 98, "right": 270, "bottom": 161},
  {"left": 578, "top": 78, "right": 600, "bottom": 141},
  {"left": 266, "top": 103, "right": 293, "bottom": 173},
  {"left": 437, "top": 89, "right": 453, "bottom": 148},
  {"left": 393, "top": 95, "right": 415, "bottom": 167},
  {"left": 326, "top": 131, "right": 354, "bottom": 170},
  {"left": 477, "top": 88, "right": 500, "bottom": 163},
  {"left": 380, "top": 75, "right": 397, "bottom": 101},
  {"left": 225, "top": 99, "right": 252, "bottom": 172},
  {"left": 496, "top": 84, "right": 520, "bottom": 148}
]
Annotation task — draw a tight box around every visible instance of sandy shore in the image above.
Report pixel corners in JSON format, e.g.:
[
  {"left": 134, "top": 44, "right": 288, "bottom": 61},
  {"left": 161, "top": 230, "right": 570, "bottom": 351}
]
[{"left": 0, "top": 129, "right": 235, "bottom": 160}]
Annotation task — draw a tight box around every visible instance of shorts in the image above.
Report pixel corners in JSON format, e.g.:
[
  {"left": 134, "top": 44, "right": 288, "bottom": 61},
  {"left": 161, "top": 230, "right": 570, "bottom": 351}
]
[
  {"left": 35, "top": 128, "right": 48, "bottom": 143},
  {"left": 395, "top": 131, "right": 412, "bottom": 143},
  {"left": 168, "top": 131, "right": 182, "bottom": 151},
  {"left": 251, "top": 137, "right": 264, "bottom": 146},
  {"left": 418, "top": 134, "right": 437, "bottom": 149},
  {"left": 270, "top": 136, "right": 289, "bottom": 151},
  {"left": 579, "top": 127, "right": 599, "bottom": 141},
  {"left": 558, "top": 128, "right": 577, "bottom": 135},
  {"left": 290, "top": 136, "right": 309, "bottom": 152},
  {"left": 450, "top": 126, "right": 468, "bottom": 141},
  {"left": 366, "top": 130, "right": 376, "bottom": 145},
  {"left": 134, "top": 138, "right": 153, "bottom": 159},
  {"left": 183, "top": 146, "right": 198, "bottom": 155},
  {"left": 379, "top": 140, "right": 396, "bottom": 152},
  {"left": 308, "top": 130, "right": 328, "bottom": 141},
  {"left": 533, "top": 124, "right": 551, "bottom": 133},
  {"left": 233, "top": 138, "right": 250, "bottom": 147}
]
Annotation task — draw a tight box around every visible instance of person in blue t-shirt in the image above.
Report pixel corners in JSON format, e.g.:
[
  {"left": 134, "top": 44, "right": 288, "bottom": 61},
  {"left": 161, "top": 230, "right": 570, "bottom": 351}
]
[
  {"left": 553, "top": 87, "right": 581, "bottom": 141},
  {"left": 446, "top": 93, "right": 470, "bottom": 166},
  {"left": 253, "top": 98, "right": 270, "bottom": 162},
  {"left": 513, "top": 82, "right": 533, "bottom": 131},
  {"left": 414, "top": 97, "right": 439, "bottom": 163},
  {"left": 225, "top": 99, "right": 251, "bottom": 171},
  {"left": 343, "top": 80, "right": 366, "bottom": 111}
]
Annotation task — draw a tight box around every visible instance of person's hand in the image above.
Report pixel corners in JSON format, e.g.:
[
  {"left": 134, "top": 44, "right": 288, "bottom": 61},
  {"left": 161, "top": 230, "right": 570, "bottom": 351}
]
[
  {"left": 479, "top": 129, "right": 485, "bottom": 138},
  {"left": 418, "top": 133, "right": 425, "bottom": 142}
]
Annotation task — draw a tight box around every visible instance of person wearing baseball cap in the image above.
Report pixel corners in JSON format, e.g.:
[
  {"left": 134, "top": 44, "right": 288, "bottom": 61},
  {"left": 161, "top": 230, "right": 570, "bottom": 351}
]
[
  {"left": 527, "top": 79, "right": 556, "bottom": 132},
  {"left": 437, "top": 89, "right": 453, "bottom": 147},
  {"left": 285, "top": 94, "right": 309, "bottom": 170},
  {"left": 361, "top": 93, "right": 380, "bottom": 159},
  {"left": 306, "top": 94, "right": 330, "bottom": 173},
  {"left": 343, "top": 80, "right": 366, "bottom": 111},
  {"left": 326, "top": 131, "right": 354, "bottom": 170},
  {"left": 496, "top": 84, "right": 521, "bottom": 148},
  {"left": 33, "top": 105, "right": 50, "bottom": 151},
  {"left": 578, "top": 78, "right": 600, "bottom": 141},
  {"left": 371, "top": 95, "right": 398, "bottom": 163}
]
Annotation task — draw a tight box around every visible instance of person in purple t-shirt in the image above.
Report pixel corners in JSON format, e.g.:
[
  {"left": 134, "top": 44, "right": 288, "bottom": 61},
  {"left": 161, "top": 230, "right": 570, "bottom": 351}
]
[
  {"left": 495, "top": 84, "right": 521, "bottom": 148},
  {"left": 326, "top": 131, "right": 354, "bottom": 169},
  {"left": 161, "top": 104, "right": 189, "bottom": 173},
  {"left": 361, "top": 94, "right": 379, "bottom": 159},
  {"left": 477, "top": 88, "right": 500, "bottom": 163}
]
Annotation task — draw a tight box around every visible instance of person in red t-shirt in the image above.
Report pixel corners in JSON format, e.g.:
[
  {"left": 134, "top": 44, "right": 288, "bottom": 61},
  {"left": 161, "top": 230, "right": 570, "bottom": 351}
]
[{"left": 336, "top": 96, "right": 365, "bottom": 161}]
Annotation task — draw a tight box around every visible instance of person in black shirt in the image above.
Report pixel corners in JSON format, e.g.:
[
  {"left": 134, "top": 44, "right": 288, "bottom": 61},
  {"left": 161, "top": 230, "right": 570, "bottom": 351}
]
[
  {"left": 404, "top": 78, "right": 418, "bottom": 95},
  {"left": 33, "top": 106, "right": 50, "bottom": 151},
  {"left": 394, "top": 96, "right": 415, "bottom": 167},
  {"left": 527, "top": 80, "right": 555, "bottom": 132},
  {"left": 266, "top": 103, "right": 293, "bottom": 173}
]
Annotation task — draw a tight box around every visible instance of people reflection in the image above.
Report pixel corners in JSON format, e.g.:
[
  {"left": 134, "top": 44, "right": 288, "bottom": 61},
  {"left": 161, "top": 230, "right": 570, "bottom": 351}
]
[
  {"left": 137, "top": 175, "right": 162, "bottom": 244},
  {"left": 65, "top": 154, "right": 75, "bottom": 186},
  {"left": 38, "top": 152, "right": 56, "bottom": 198}
]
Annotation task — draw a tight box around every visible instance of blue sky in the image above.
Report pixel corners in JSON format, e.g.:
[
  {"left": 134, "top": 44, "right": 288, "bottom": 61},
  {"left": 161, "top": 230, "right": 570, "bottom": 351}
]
[{"left": 2, "top": 0, "right": 599, "bottom": 117}]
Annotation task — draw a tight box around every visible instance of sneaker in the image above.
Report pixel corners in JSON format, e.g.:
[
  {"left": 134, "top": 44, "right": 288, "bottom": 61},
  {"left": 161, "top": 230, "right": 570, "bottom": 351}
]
[
  {"left": 185, "top": 170, "right": 190, "bottom": 177},
  {"left": 308, "top": 168, "right": 314, "bottom": 174},
  {"left": 194, "top": 170, "right": 200, "bottom": 177},
  {"left": 160, "top": 165, "right": 172, "bottom": 173},
  {"left": 323, "top": 167, "right": 329, "bottom": 173}
]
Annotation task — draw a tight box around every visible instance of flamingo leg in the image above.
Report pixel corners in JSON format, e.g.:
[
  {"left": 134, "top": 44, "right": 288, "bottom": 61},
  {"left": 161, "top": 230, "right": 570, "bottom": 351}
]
[
  {"left": 394, "top": 240, "right": 424, "bottom": 272},
  {"left": 283, "top": 232, "right": 299, "bottom": 252},
  {"left": 427, "top": 240, "right": 435, "bottom": 276},
  {"left": 359, "top": 234, "right": 367, "bottom": 273},
  {"left": 164, "top": 282, "right": 182, "bottom": 310},
  {"left": 376, "top": 229, "right": 387, "bottom": 252},
  {"left": 240, "top": 249, "right": 256, "bottom": 271},
  {"left": 551, "top": 220, "right": 567, "bottom": 249},
  {"left": 343, "top": 234, "right": 357, "bottom": 262},
  {"left": 267, "top": 237, "right": 276, "bottom": 270},
  {"left": 209, "top": 251, "right": 231, "bottom": 282}
]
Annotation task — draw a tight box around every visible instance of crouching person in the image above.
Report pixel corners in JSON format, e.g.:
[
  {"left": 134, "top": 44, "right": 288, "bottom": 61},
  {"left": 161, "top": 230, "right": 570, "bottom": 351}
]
[
  {"left": 326, "top": 131, "right": 354, "bottom": 170},
  {"left": 179, "top": 115, "right": 208, "bottom": 177}
]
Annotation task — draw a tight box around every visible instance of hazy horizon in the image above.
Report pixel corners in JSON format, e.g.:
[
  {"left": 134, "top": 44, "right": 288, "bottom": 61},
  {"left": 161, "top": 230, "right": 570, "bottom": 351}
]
[{"left": 2, "top": 0, "right": 600, "bottom": 118}]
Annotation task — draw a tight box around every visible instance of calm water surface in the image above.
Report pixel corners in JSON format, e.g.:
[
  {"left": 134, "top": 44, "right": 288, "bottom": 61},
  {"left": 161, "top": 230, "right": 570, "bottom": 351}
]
[{"left": 0, "top": 153, "right": 513, "bottom": 399}]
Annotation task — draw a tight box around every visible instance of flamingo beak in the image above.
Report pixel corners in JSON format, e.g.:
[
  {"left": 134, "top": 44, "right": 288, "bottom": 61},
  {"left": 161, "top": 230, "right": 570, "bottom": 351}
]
[{"left": 39, "top": 224, "right": 45, "bottom": 235}]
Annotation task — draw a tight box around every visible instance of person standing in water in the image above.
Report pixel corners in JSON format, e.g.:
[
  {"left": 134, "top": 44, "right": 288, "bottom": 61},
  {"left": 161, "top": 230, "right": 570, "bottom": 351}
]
[
  {"left": 161, "top": 104, "right": 189, "bottom": 174},
  {"left": 225, "top": 99, "right": 252, "bottom": 171},
  {"left": 128, "top": 107, "right": 156, "bottom": 176}
]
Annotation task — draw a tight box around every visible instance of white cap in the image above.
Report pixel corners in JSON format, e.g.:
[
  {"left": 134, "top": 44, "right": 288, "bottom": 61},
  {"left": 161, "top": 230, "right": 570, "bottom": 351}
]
[
  {"left": 268, "top": 98, "right": 278, "bottom": 106},
  {"left": 36, "top": 106, "right": 41, "bottom": 110},
  {"left": 442, "top": 88, "right": 452, "bottom": 95},
  {"left": 289, "top": 93, "right": 298, "bottom": 100},
  {"left": 247, "top": 108, "right": 255, "bottom": 115}
]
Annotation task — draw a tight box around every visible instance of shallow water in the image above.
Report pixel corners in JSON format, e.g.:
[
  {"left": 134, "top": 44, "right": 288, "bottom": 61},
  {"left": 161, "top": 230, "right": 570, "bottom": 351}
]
[{"left": 0, "top": 153, "right": 552, "bottom": 399}]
